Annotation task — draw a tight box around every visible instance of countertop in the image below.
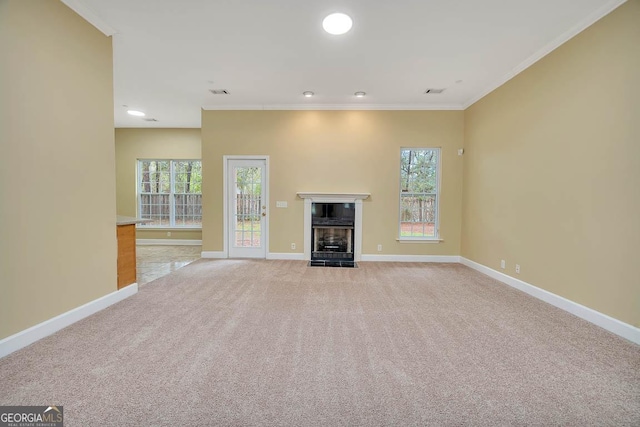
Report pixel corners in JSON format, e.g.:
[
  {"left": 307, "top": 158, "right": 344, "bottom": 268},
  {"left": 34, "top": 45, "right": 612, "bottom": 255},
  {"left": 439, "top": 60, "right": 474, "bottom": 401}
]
[{"left": 116, "top": 215, "right": 153, "bottom": 226}]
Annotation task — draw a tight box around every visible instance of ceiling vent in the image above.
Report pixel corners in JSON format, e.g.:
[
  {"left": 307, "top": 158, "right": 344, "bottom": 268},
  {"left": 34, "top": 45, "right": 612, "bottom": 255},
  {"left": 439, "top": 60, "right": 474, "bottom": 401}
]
[
  {"left": 424, "top": 88, "right": 445, "bottom": 94},
  {"left": 209, "top": 89, "right": 230, "bottom": 95},
  {"left": 143, "top": 118, "right": 158, "bottom": 122}
]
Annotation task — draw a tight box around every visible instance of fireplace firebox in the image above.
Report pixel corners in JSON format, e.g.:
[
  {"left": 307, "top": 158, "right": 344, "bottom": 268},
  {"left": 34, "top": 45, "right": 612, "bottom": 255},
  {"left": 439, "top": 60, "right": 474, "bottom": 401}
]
[
  {"left": 311, "top": 203, "right": 355, "bottom": 266},
  {"left": 297, "top": 192, "right": 370, "bottom": 266}
]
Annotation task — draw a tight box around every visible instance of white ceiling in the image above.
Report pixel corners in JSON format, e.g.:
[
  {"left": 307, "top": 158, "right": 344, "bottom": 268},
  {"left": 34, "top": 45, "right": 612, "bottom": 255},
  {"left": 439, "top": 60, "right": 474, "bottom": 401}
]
[{"left": 65, "top": 0, "right": 624, "bottom": 128}]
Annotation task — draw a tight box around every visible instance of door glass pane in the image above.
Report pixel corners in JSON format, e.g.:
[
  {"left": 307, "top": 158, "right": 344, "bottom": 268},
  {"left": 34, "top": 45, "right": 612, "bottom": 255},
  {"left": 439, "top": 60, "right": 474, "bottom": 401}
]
[{"left": 234, "top": 167, "right": 262, "bottom": 247}]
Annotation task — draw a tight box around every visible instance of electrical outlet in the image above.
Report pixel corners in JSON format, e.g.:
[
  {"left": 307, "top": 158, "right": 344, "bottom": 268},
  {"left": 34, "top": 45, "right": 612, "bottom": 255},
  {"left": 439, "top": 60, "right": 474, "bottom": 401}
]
[
  {"left": 377, "top": 244, "right": 382, "bottom": 252},
  {"left": 167, "top": 231, "right": 171, "bottom": 237},
  {"left": 291, "top": 243, "right": 296, "bottom": 250},
  {"left": 500, "top": 259, "right": 505, "bottom": 269},
  {"left": 515, "top": 264, "right": 520, "bottom": 274}
]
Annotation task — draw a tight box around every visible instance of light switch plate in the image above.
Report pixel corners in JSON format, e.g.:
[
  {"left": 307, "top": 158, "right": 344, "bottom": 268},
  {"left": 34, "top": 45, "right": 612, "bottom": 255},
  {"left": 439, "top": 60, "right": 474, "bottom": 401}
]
[{"left": 276, "top": 201, "right": 288, "bottom": 208}]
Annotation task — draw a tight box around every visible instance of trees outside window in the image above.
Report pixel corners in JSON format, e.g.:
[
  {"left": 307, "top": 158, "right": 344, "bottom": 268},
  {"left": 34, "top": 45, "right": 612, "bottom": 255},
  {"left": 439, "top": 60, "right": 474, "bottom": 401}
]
[
  {"left": 399, "top": 149, "right": 440, "bottom": 239},
  {"left": 138, "top": 160, "right": 202, "bottom": 227}
]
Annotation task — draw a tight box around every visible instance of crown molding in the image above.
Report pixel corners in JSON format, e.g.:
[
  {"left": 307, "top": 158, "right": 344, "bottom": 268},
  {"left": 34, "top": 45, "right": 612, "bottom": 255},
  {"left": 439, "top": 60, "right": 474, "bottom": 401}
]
[
  {"left": 462, "top": 0, "right": 627, "bottom": 109},
  {"left": 61, "top": 0, "right": 118, "bottom": 36},
  {"left": 202, "top": 104, "right": 464, "bottom": 111}
]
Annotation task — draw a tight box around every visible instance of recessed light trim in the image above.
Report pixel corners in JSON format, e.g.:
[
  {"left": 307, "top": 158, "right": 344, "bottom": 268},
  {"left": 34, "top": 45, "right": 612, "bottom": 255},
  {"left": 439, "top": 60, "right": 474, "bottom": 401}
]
[
  {"left": 127, "top": 110, "right": 145, "bottom": 117},
  {"left": 323, "top": 13, "right": 353, "bottom": 35},
  {"left": 303, "top": 91, "right": 314, "bottom": 97},
  {"left": 354, "top": 91, "right": 366, "bottom": 98}
]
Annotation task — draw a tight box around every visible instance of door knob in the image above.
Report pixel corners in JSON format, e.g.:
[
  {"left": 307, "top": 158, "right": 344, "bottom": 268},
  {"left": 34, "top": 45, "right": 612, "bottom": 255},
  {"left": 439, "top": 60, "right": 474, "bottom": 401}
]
[{"left": 262, "top": 213, "right": 266, "bottom": 216}]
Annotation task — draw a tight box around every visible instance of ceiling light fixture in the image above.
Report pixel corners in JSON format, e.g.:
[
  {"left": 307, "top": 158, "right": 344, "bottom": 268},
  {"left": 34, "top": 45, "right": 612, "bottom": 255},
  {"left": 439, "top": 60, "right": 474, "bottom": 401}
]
[
  {"left": 354, "top": 91, "right": 366, "bottom": 98},
  {"left": 127, "top": 110, "right": 145, "bottom": 117},
  {"left": 303, "top": 91, "right": 314, "bottom": 97},
  {"left": 322, "top": 13, "right": 353, "bottom": 35}
]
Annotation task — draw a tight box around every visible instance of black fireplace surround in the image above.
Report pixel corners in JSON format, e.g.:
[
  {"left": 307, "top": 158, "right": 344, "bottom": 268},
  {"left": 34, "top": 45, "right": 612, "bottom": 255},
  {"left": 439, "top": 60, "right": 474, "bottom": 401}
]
[{"left": 310, "top": 202, "right": 356, "bottom": 267}]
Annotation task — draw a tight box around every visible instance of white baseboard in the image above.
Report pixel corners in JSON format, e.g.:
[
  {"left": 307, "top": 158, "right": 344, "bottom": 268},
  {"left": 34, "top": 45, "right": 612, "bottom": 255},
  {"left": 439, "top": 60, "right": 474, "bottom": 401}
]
[
  {"left": 137, "top": 239, "right": 202, "bottom": 246},
  {"left": 267, "top": 252, "right": 306, "bottom": 260},
  {"left": 201, "top": 252, "right": 306, "bottom": 260},
  {"left": 203, "top": 253, "right": 459, "bottom": 262},
  {"left": 360, "top": 254, "right": 461, "bottom": 263},
  {"left": 460, "top": 257, "right": 640, "bottom": 345},
  {"left": 0, "top": 284, "right": 138, "bottom": 359},
  {"left": 201, "top": 251, "right": 227, "bottom": 259}
]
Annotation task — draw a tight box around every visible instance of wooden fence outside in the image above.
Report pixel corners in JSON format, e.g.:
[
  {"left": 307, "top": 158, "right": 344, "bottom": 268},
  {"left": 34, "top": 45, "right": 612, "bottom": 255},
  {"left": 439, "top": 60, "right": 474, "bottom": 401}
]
[
  {"left": 400, "top": 194, "right": 436, "bottom": 223},
  {"left": 235, "top": 194, "right": 262, "bottom": 220},
  {"left": 140, "top": 194, "right": 202, "bottom": 225}
]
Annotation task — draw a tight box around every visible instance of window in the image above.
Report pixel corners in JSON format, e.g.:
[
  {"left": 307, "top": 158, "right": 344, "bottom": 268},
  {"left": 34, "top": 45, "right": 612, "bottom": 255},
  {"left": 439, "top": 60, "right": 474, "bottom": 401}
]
[
  {"left": 138, "top": 160, "right": 202, "bottom": 228},
  {"left": 399, "top": 148, "right": 440, "bottom": 239}
]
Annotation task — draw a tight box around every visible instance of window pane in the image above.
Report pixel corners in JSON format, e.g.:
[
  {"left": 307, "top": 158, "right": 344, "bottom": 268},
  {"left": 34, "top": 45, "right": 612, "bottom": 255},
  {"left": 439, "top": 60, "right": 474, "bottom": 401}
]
[
  {"left": 139, "top": 193, "right": 170, "bottom": 226},
  {"left": 400, "top": 149, "right": 438, "bottom": 194},
  {"left": 400, "top": 194, "right": 436, "bottom": 237},
  {"left": 399, "top": 148, "right": 439, "bottom": 239},
  {"left": 173, "top": 161, "right": 202, "bottom": 226},
  {"left": 174, "top": 193, "right": 202, "bottom": 227},
  {"left": 140, "top": 160, "right": 170, "bottom": 193},
  {"left": 139, "top": 159, "right": 202, "bottom": 228},
  {"left": 173, "top": 161, "right": 202, "bottom": 194}
]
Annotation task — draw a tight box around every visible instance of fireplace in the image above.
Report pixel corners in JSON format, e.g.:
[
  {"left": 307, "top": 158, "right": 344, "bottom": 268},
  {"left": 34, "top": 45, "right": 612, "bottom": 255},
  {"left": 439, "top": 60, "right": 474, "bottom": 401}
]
[
  {"left": 311, "top": 202, "right": 355, "bottom": 262},
  {"left": 297, "top": 192, "right": 370, "bottom": 267}
]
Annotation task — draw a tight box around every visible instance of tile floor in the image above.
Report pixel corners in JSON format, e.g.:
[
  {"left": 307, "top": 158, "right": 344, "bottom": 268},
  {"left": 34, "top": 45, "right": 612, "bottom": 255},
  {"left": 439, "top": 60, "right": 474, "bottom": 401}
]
[{"left": 136, "top": 245, "right": 202, "bottom": 285}]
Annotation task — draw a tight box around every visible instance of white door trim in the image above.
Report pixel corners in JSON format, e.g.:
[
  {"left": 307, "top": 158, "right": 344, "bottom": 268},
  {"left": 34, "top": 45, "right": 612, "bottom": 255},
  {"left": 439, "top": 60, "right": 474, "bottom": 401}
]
[{"left": 223, "top": 155, "right": 269, "bottom": 258}]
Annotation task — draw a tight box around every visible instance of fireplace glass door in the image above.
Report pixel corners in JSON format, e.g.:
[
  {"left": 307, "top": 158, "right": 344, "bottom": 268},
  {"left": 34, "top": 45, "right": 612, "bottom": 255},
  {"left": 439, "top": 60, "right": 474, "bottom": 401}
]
[{"left": 313, "top": 227, "right": 353, "bottom": 259}]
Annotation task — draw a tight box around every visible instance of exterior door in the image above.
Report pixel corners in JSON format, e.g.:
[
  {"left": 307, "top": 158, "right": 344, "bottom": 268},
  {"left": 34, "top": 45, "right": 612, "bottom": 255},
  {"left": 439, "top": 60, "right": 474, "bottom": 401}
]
[{"left": 228, "top": 159, "right": 267, "bottom": 258}]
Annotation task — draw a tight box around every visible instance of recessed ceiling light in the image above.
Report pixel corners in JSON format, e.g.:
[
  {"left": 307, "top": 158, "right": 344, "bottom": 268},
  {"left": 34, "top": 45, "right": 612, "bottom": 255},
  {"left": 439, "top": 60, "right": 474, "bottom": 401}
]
[
  {"left": 127, "top": 110, "right": 145, "bottom": 117},
  {"left": 303, "top": 91, "right": 314, "bottom": 97},
  {"left": 323, "top": 13, "right": 353, "bottom": 35},
  {"left": 354, "top": 91, "right": 366, "bottom": 98}
]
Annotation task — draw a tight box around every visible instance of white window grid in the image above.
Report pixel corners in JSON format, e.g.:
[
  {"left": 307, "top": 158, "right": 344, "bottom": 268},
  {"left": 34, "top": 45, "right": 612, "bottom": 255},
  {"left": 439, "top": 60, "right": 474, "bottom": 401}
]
[
  {"left": 233, "top": 167, "right": 262, "bottom": 247},
  {"left": 138, "top": 159, "right": 202, "bottom": 228},
  {"left": 398, "top": 148, "right": 441, "bottom": 240}
]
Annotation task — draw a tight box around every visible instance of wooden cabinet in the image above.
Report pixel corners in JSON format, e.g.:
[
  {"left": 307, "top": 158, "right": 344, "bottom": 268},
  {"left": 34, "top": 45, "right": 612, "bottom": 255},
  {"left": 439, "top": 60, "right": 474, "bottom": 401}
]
[{"left": 117, "top": 224, "right": 136, "bottom": 289}]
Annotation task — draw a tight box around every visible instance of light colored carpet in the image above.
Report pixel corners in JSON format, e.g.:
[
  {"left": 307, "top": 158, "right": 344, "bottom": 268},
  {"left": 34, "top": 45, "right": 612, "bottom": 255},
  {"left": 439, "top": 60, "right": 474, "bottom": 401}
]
[{"left": 0, "top": 260, "right": 638, "bottom": 426}]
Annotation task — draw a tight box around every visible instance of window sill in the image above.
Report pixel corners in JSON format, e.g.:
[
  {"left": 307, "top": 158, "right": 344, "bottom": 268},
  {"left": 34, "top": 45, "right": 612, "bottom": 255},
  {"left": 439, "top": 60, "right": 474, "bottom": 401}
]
[
  {"left": 396, "top": 238, "right": 443, "bottom": 243},
  {"left": 136, "top": 226, "right": 202, "bottom": 231}
]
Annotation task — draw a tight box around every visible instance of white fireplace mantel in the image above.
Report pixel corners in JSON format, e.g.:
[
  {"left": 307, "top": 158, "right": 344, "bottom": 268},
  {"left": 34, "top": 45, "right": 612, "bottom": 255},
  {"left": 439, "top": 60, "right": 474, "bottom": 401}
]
[
  {"left": 297, "top": 192, "right": 370, "bottom": 203},
  {"left": 297, "top": 192, "right": 370, "bottom": 261}
]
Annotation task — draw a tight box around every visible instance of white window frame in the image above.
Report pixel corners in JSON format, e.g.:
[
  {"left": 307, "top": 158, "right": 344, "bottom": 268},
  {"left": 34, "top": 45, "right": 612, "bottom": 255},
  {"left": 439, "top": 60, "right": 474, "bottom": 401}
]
[
  {"left": 398, "top": 148, "right": 441, "bottom": 241},
  {"left": 137, "top": 159, "right": 202, "bottom": 229}
]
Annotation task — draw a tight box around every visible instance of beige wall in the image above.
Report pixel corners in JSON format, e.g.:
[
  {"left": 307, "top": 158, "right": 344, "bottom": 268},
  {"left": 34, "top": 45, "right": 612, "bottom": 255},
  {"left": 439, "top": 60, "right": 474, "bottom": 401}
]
[
  {"left": 1, "top": 0, "right": 633, "bottom": 342},
  {"left": 202, "top": 110, "right": 464, "bottom": 255},
  {"left": 0, "top": 1, "right": 117, "bottom": 338},
  {"left": 115, "top": 128, "right": 202, "bottom": 241},
  {"left": 462, "top": 0, "right": 640, "bottom": 327}
]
